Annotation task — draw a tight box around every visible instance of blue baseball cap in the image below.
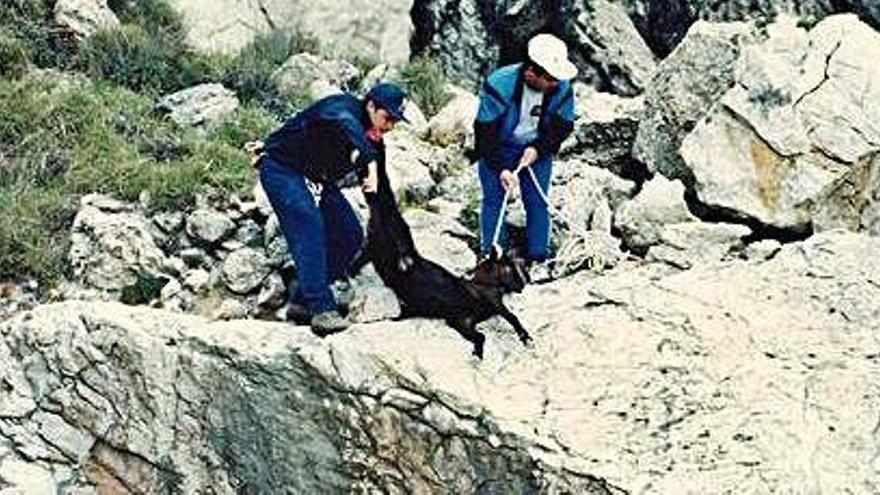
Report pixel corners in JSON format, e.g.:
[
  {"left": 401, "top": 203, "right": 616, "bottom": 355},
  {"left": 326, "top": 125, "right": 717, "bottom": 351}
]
[{"left": 366, "top": 83, "right": 409, "bottom": 123}]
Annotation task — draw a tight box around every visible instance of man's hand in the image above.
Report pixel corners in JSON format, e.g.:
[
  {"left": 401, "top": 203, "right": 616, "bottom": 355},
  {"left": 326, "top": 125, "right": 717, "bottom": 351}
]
[
  {"left": 517, "top": 146, "right": 538, "bottom": 172},
  {"left": 362, "top": 160, "right": 378, "bottom": 194},
  {"left": 499, "top": 169, "right": 517, "bottom": 192}
]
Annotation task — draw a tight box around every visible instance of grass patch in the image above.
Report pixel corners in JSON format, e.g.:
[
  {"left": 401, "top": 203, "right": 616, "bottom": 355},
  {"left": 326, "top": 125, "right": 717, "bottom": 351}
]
[{"left": 0, "top": 73, "right": 268, "bottom": 281}]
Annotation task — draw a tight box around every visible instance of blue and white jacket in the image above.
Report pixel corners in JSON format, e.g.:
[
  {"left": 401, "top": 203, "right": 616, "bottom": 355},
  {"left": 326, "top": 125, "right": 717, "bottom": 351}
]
[{"left": 473, "top": 63, "right": 576, "bottom": 171}]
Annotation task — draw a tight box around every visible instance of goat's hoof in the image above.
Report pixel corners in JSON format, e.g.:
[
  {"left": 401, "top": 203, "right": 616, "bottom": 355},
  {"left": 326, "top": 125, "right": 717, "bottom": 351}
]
[
  {"left": 472, "top": 334, "right": 486, "bottom": 360},
  {"left": 518, "top": 334, "right": 533, "bottom": 346}
]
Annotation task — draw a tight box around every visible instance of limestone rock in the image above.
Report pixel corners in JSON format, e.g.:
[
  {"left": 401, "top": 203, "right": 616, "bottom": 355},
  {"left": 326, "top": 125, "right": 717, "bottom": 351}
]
[
  {"left": 69, "top": 194, "right": 167, "bottom": 292},
  {"left": 681, "top": 15, "right": 880, "bottom": 232},
  {"left": 2, "top": 231, "right": 878, "bottom": 492},
  {"left": 55, "top": 0, "right": 119, "bottom": 39},
  {"left": 156, "top": 83, "right": 239, "bottom": 130}
]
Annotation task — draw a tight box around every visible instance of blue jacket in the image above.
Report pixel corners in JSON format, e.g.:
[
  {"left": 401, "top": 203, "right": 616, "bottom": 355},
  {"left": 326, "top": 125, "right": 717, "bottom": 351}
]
[
  {"left": 263, "top": 93, "right": 383, "bottom": 184},
  {"left": 474, "top": 63, "right": 575, "bottom": 171}
]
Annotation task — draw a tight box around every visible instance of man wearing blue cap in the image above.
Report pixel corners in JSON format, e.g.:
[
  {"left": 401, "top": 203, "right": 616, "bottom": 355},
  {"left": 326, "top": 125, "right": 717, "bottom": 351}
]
[
  {"left": 259, "top": 83, "right": 408, "bottom": 335},
  {"left": 474, "top": 33, "right": 577, "bottom": 264}
]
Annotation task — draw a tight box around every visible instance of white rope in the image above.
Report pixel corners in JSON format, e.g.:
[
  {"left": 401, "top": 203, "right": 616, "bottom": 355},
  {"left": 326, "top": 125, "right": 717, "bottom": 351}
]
[
  {"left": 490, "top": 187, "right": 511, "bottom": 257},
  {"left": 523, "top": 166, "right": 606, "bottom": 276}
]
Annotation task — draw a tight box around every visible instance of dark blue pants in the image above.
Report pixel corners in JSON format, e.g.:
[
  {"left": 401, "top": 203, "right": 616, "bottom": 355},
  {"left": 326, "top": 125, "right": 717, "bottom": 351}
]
[
  {"left": 259, "top": 156, "right": 363, "bottom": 314},
  {"left": 478, "top": 144, "right": 552, "bottom": 261}
]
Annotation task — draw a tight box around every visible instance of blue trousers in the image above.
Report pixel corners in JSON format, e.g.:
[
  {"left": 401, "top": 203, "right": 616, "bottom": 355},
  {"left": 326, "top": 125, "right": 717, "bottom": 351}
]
[
  {"left": 478, "top": 144, "right": 552, "bottom": 261},
  {"left": 259, "top": 156, "right": 363, "bottom": 314}
]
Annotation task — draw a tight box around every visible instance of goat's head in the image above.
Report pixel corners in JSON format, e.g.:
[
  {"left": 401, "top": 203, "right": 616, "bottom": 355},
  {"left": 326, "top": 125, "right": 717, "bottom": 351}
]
[{"left": 472, "top": 251, "right": 530, "bottom": 293}]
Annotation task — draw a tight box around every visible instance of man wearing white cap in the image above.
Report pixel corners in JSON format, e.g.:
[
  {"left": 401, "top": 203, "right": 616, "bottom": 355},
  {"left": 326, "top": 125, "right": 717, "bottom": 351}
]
[{"left": 473, "top": 33, "right": 577, "bottom": 264}]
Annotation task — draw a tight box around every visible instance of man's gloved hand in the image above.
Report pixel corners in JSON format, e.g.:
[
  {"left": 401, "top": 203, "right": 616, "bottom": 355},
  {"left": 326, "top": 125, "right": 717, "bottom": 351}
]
[
  {"left": 500, "top": 169, "right": 517, "bottom": 192},
  {"left": 362, "top": 160, "right": 378, "bottom": 194},
  {"left": 244, "top": 140, "right": 265, "bottom": 168},
  {"left": 518, "top": 146, "right": 538, "bottom": 170}
]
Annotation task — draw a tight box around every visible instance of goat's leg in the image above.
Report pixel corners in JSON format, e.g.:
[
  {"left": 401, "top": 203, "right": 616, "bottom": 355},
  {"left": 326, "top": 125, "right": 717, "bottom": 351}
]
[
  {"left": 345, "top": 247, "right": 370, "bottom": 278},
  {"left": 447, "top": 317, "right": 486, "bottom": 360},
  {"left": 497, "top": 306, "right": 532, "bottom": 346}
]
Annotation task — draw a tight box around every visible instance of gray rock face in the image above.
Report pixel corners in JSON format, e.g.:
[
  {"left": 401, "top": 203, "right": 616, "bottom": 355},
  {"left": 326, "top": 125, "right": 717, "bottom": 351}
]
[
  {"left": 634, "top": 21, "right": 755, "bottom": 183},
  {"left": 186, "top": 209, "right": 237, "bottom": 245},
  {"left": 166, "top": 0, "right": 413, "bottom": 64},
  {"left": 3, "top": 231, "right": 878, "bottom": 493},
  {"left": 68, "top": 194, "right": 167, "bottom": 292},
  {"left": 680, "top": 15, "right": 880, "bottom": 233},
  {"left": 405, "top": 209, "right": 476, "bottom": 275},
  {"left": 270, "top": 53, "right": 360, "bottom": 101},
  {"left": 411, "top": 0, "right": 655, "bottom": 93},
  {"left": 564, "top": 83, "right": 646, "bottom": 177},
  {"left": 156, "top": 83, "right": 240, "bottom": 130},
  {"left": 54, "top": 0, "right": 119, "bottom": 39},
  {"left": 615, "top": 175, "right": 697, "bottom": 250},
  {"left": 426, "top": 89, "right": 479, "bottom": 148},
  {"left": 646, "top": 221, "right": 751, "bottom": 269},
  {"left": 222, "top": 248, "right": 272, "bottom": 294},
  {"left": 637, "top": 0, "right": 836, "bottom": 56},
  {"left": 384, "top": 130, "right": 439, "bottom": 203},
  {"left": 567, "top": 0, "right": 657, "bottom": 95}
]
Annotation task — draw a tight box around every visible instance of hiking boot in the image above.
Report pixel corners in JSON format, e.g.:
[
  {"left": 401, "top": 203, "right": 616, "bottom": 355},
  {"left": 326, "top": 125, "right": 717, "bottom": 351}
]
[
  {"left": 285, "top": 303, "right": 312, "bottom": 325},
  {"left": 310, "top": 310, "right": 350, "bottom": 337}
]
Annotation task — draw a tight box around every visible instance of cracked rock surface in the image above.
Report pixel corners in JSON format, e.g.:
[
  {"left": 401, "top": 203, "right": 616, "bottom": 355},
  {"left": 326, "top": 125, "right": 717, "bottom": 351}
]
[{"left": 1, "top": 231, "right": 878, "bottom": 493}]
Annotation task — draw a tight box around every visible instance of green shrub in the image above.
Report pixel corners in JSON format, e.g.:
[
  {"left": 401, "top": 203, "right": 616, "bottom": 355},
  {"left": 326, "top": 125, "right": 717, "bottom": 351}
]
[
  {"left": 0, "top": 29, "right": 29, "bottom": 77},
  {"left": 0, "top": 0, "right": 76, "bottom": 72},
  {"left": 220, "top": 29, "right": 320, "bottom": 116},
  {"left": 400, "top": 56, "right": 452, "bottom": 118},
  {"left": 76, "top": 23, "right": 208, "bottom": 94},
  {"left": 108, "top": 0, "right": 183, "bottom": 33},
  {"left": 0, "top": 183, "right": 74, "bottom": 281}
]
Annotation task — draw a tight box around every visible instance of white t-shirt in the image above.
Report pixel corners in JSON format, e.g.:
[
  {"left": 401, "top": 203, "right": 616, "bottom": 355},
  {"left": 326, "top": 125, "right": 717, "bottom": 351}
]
[{"left": 511, "top": 85, "right": 543, "bottom": 144}]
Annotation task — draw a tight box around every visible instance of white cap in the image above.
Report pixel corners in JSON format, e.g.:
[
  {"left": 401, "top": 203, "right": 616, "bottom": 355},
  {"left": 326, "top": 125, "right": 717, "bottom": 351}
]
[{"left": 527, "top": 33, "right": 578, "bottom": 81}]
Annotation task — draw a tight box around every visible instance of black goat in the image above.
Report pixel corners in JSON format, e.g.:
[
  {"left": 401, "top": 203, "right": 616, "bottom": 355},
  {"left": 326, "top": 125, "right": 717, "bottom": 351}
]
[{"left": 351, "top": 162, "right": 532, "bottom": 359}]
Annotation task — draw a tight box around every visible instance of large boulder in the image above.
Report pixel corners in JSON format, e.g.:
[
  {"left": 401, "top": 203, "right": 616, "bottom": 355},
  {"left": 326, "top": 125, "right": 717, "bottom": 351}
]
[
  {"left": 384, "top": 130, "right": 439, "bottom": 203},
  {"left": 404, "top": 209, "right": 476, "bottom": 275},
  {"left": 564, "top": 83, "right": 646, "bottom": 177},
  {"left": 166, "top": 0, "right": 413, "bottom": 64},
  {"left": 270, "top": 53, "right": 360, "bottom": 102},
  {"left": 645, "top": 221, "right": 751, "bottom": 269},
  {"left": 426, "top": 88, "right": 479, "bottom": 148},
  {"left": 54, "top": 0, "right": 119, "bottom": 39},
  {"left": 156, "top": 83, "right": 240, "bottom": 130},
  {"left": 633, "top": 20, "right": 755, "bottom": 183},
  {"left": 635, "top": 0, "right": 836, "bottom": 57},
  {"left": 2, "top": 231, "right": 878, "bottom": 492},
  {"left": 680, "top": 15, "right": 880, "bottom": 233},
  {"left": 68, "top": 194, "right": 167, "bottom": 293},
  {"left": 614, "top": 175, "right": 697, "bottom": 250}
]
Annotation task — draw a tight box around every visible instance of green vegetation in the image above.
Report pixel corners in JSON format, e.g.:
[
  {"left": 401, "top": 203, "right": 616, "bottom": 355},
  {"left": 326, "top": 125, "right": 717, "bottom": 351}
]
[
  {"left": 219, "top": 30, "right": 320, "bottom": 116},
  {"left": 400, "top": 56, "right": 452, "bottom": 118},
  {"left": 0, "top": 73, "right": 275, "bottom": 281}
]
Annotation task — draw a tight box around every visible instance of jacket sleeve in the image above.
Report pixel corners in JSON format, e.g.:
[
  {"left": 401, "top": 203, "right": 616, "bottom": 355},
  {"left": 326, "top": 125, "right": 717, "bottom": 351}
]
[
  {"left": 532, "top": 85, "right": 575, "bottom": 157},
  {"left": 322, "top": 106, "right": 380, "bottom": 179},
  {"left": 473, "top": 81, "right": 507, "bottom": 172}
]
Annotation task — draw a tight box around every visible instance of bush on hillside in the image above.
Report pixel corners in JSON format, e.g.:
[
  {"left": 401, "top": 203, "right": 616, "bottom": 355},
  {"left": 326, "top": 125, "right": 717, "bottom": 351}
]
[
  {"left": 400, "top": 56, "right": 452, "bottom": 118},
  {"left": 0, "top": 0, "right": 76, "bottom": 73},
  {"left": 220, "top": 29, "right": 320, "bottom": 117}
]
